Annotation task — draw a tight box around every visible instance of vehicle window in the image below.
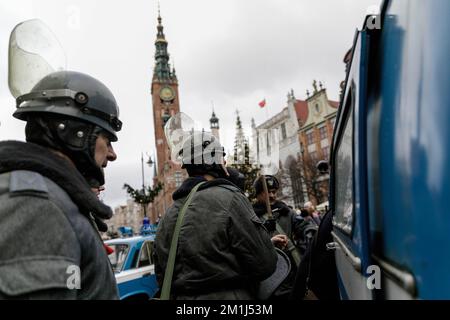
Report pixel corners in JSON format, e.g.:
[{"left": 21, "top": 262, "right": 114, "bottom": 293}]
[
  {"left": 138, "top": 241, "right": 153, "bottom": 268},
  {"left": 107, "top": 244, "right": 129, "bottom": 273},
  {"left": 129, "top": 249, "right": 139, "bottom": 270},
  {"left": 333, "top": 92, "right": 354, "bottom": 235}
]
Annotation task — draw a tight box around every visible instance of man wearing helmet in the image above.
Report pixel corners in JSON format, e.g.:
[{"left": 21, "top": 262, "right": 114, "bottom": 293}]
[
  {"left": 252, "top": 175, "right": 317, "bottom": 299},
  {"left": 0, "top": 71, "right": 121, "bottom": 299},
  {"left": 154, "top": 131, "right": 278, "bottom": 299}
]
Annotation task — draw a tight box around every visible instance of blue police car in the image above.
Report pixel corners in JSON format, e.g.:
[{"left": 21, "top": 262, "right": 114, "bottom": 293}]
[{"left": 105, "top": 233, "right": 159, "bottom": 300}]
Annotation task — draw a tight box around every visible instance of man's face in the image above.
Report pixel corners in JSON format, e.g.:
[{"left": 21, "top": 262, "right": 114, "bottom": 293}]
[
  {"left": 94, "top": 133, "right": 117, "bottom": 169},
  {"left": 257, "top": 188, "right": 278, "bottom": 205}
]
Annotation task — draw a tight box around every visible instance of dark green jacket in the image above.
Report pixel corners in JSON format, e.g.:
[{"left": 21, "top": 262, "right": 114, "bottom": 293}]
[{"left": 154, "top": 177, "right": 277, "bottom": 300}]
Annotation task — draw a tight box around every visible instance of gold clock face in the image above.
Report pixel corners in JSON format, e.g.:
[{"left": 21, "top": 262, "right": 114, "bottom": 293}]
[{"left": 159, "top": 86, "right": 175, "bottom": 101}]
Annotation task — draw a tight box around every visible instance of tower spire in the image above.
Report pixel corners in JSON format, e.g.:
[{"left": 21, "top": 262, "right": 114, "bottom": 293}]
[
  {"left": 153, "top": 5, "right": 176, "bottom": 82},
  {"left": 233, "top": 109, "right": 248, "bottom": 164},
  {"left": 210, "top": 101, "right": 220, "bottom": 140}
]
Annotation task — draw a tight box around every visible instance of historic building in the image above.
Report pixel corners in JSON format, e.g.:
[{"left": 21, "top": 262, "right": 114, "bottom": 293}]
[
  {"left": 251, "top": 82, "right": 339, "bottom": 208},
  {"left": 297, "top": 80, "right": 339, "bottom": 205},
  {"left": 149, "top": 13, "right": 186, "bottom": 222},
  {"left": 106, "top": 199, "right": 145, "bottom": 238},
  {"left": 251, "top": 91, "right": 306, "bottom": 208}
]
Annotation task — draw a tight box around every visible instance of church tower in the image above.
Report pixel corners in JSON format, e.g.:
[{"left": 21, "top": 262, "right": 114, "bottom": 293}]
[
  {"left": 210, "top": 109, "right": 220, "bottom": 141},
  {"left": 150, "top": 11, "right": 184, "bottom": 220}
]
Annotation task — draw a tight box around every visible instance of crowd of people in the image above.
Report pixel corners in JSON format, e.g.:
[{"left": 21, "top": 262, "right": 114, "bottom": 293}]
[{"left": 0, "top": 66, "right": 336, "bottom": 300}]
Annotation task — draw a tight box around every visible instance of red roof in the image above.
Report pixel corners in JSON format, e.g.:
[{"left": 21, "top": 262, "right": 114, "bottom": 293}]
[
  {"left": 294, "top": 100, "right": 308, "bottom": 125},
  {"left": 329, "top": 100, "right": 340, "bottom": 109},
  {"left": 295, "top": 99, "right": 339, "bottom": 125}
]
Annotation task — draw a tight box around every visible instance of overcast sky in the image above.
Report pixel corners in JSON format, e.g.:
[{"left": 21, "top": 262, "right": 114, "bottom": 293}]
[{"left": 0, "top": 0, "right": 381, "bottom": 208}]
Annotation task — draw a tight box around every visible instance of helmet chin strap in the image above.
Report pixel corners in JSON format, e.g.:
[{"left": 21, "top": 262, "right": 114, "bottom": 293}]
[{"left": 75, "top": 126, "right": 105, "bottom": 187}]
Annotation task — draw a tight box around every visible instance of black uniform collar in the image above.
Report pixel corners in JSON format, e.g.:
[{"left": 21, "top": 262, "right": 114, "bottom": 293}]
[{"left": 172, "top": 176, "right": 239, "bottom": 201}]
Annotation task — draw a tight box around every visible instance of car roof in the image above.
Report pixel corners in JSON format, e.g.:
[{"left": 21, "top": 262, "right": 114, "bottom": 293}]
[{"left": 105, "top": 234, "right": 155, "bottom": 245}]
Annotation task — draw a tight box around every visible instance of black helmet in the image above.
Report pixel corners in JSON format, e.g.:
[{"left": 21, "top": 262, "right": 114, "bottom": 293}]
[
  {"left": 14, "top": 70, "right": 122, "bottom": 187},
  {"left": 253, "top": 175, "right": 280, "bottom": 195},
  {"left": 179, "top": 130, "right": 227, "bottom": 178},
  {"left": 14, "top": 70, "right": 121, "bottom": 140}
]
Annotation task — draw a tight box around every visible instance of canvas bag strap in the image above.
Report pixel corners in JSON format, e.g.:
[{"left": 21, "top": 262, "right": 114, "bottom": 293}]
[
  {"left": 160, "top": 181, "right": 206, "bottom": 300},
  {"left": 263, "top": 212, "right": 301, "bottom": 266}
]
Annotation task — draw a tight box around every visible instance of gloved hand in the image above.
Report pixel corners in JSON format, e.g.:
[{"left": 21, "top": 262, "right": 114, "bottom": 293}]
[{"left": 263, "top": 218, "right": 277, "bottom": 233}]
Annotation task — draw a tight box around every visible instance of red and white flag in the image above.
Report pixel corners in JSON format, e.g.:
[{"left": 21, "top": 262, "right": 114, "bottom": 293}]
[{"left": 258, "top": 99, "right": 266, "bottom": 108}]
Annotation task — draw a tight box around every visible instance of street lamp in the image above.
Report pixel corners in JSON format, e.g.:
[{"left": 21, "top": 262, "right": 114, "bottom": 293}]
[
  {"left": 140, "top": 152, "right": 147, "bottom": 217},
  {"left": 146, "top": 155, "right": 154, "bottom": 167}
]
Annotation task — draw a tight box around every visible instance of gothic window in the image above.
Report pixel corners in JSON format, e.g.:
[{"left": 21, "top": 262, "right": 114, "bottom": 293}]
[{"left": 280, "top": 123, "right": 287, "bottom": 140}]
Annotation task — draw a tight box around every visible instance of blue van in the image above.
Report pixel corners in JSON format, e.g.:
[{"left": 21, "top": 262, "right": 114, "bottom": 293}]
[
  {"left": 105, "top": 234, "right": 159, "bottom": 300},
  {"left": 329, "top": 0, "right": 450, "bottom": 299}
]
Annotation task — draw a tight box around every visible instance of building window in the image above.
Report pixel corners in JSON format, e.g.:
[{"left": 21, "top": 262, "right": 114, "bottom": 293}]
[
  {"left": 315, "top": 103, "right": 320, "bottom": 113},
  {"left": 256, "top": 133, "right": 260, "bottom": 156},
  {"left": 322, "top": 146, "right": 330, "bottom": 159},
  {"left": 319, "top": 126, "right": 327, "bottom": 140},
  {"left": 267, "top": 131, "right": 271, "bottom": 155},
  {"left": 280, "top": 123, "right": 287, "bottom": 140},
  {"left": 330, "top": 118, "right": 336, "bottom": 129},
  {"left": 306, "top": 130, "right": 314, "bottom": 145},
  {"left": 175, "top": 171, "right": 183, "bottom": 187}
]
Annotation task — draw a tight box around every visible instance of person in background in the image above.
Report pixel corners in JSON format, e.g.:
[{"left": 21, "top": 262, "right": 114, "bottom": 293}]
[{"left": 252, "top": 175, "right": 305, "bottom": 300}]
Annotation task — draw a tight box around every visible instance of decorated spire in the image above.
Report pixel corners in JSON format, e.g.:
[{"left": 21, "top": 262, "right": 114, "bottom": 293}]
[
  {"left": 153, "top": 8, "right": 176, "bottom": 82},
  {"left": 233, "top": 110, "right": 249, "bottom": 164},
  {"left": 210, "top": 105, "right": 219, "bottom": 129}
]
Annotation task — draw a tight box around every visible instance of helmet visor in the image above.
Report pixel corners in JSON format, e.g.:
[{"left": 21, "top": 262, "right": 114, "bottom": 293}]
[{"left": 8, "top": 19, "right": 66, "bottom": 98}]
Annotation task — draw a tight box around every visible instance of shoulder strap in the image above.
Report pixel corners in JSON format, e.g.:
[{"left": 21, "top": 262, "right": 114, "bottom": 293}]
[
  {"left": 160, "top": 181, "right": 206, "bottom": 300},
  {"left": 9, "top": 170, "right": 48, "bottom": 194},
  {"left": 263, "top": 212, "right": 301, "bottom": 266}
]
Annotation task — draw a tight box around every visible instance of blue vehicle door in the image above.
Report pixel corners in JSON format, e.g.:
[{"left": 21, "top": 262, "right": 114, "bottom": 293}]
[
  {"left": 136, "top": 240, "right": 159, "bottom": 297},
  {"left": 329, "top": 27, "right": 373, "bottom": 300}
]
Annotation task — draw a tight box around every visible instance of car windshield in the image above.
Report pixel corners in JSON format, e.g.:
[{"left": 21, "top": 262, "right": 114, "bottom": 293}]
[{"left": 107, "top": 243, "right": 129, "bottom": 273}]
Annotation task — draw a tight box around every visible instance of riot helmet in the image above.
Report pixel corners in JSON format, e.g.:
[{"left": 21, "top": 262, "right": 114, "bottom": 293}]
[
  {"left": 14, "top": 70, "right": 122, "bottom": 186},
  {"left": 178, "top": 130, "right": 227, "bottom": 178}
]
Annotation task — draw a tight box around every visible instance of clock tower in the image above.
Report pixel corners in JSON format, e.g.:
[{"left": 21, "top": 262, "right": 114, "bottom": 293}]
[{"left": 150, "top": 12, "right": 184, "bottom": 220}]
